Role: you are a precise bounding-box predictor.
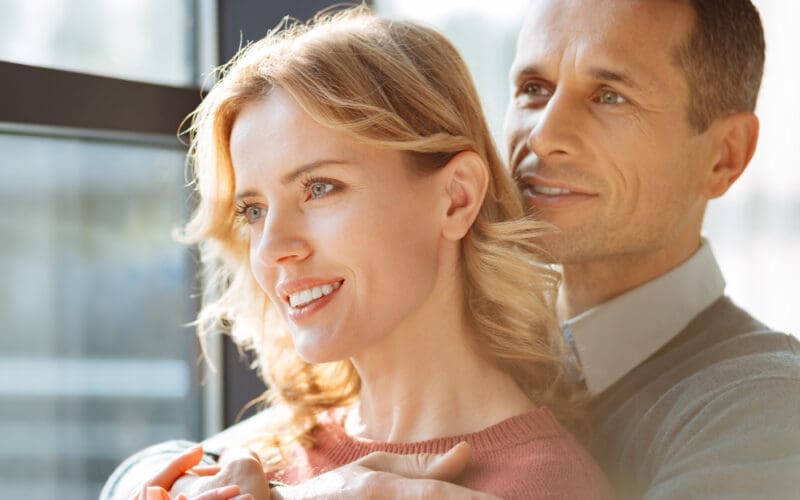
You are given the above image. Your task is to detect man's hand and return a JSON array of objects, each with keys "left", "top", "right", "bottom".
[{"left": 273, "top": 442, "right": 500, "bottom": 500}]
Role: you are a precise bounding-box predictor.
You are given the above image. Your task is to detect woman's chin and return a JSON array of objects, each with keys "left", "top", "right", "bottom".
[{"left": 292, "top": 335, "right": 349, "bottom": 365}]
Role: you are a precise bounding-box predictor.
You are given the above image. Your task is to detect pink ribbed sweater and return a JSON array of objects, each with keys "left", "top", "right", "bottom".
[{"left": 271, "top": 407, "right": 613, "bottom": 499}]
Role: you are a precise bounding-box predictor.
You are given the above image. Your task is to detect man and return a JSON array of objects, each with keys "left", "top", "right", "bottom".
[
  {"left": 500, "top": 0, "right": 800, "bottom": 498},
  {"left": 103, "top": 1, "right": 800, "bottom": 498}
]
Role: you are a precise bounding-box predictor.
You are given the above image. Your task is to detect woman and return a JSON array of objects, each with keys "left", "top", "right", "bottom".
[{"left": 109, "top": 7, "right": 611, "bottom": 499}]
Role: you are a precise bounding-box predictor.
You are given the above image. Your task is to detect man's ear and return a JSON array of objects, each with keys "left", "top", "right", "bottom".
[
  {"left": 440, "top": 151, "right": 489, "bottom": 241},
  {"left": 704, "top": 112, "right": 759, "bottom": 199}
]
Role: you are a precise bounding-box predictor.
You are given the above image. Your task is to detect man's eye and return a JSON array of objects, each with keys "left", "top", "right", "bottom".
[
  {"left": 245, "top": 206, "right": 267, "bottom": 223},
  {"left": 309, "top": 182, "right": 335, "bottom": 198},
  {"left": 521, "top": 82, "right": 552, "bottom": 97},
  {"left": 598, "top": 90, "right": 626, "bottom": 105}
]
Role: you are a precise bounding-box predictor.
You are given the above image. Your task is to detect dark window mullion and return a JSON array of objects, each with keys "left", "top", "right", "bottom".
[{"left": 0, "top": 61, "right": 201, "bottom": 136}]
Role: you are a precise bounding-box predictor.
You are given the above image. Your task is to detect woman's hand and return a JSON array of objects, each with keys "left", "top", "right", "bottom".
[
  {"left": 170, "top": 448, "right": 270, "bottom": 500},
  {"left": 131, "top": 445, "right": 248, "bottom": 500}
]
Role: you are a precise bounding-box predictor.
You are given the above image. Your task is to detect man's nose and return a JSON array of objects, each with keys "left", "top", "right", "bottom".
[{"left": 527, "top": 91, "right": 581, "bottom": 160}]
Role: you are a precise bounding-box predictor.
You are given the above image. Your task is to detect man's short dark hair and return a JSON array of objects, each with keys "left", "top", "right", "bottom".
[{"left": 674, "top": 0, "right": 766, "bottom": 131}]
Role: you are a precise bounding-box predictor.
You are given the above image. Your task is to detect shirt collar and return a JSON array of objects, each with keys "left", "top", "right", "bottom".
[{"left": 564, "top": 239, "right": 726, "bottom": 396}]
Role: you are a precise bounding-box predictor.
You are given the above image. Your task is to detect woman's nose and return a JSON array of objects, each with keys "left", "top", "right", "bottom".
[{"left": 254, "top": 211, "right": 312, "bottom": 266}]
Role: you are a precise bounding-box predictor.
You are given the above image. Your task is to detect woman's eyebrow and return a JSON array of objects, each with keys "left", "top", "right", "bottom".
[
  {"left": 280, "top": 159, "right": 350, "bottom": 185},
  {"left": 234, "top": 160, "right": 351, "bottom": 201}
]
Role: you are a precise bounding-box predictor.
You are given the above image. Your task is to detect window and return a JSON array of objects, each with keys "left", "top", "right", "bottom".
[
  {"left": 0, "top": 129, "right": 201, "bottom": 499},
  {"left": 0, "top": 2, "right": 208, "bottom": 497},
  {"left": 0, "top": 0, "right": 197, "bottom": 86},
  {"left": 0, "top": 1, "right": 351, "bottom": 496}
]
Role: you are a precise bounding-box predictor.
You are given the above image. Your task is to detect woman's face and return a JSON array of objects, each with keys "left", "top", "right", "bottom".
[{"left": 229, "top": 88, "right": 447, "bottom": 364}]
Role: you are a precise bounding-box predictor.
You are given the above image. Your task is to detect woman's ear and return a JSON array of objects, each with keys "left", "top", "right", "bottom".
[
  {"left": 704, "top": 112, "right": 759, "bottom": 199},
  {"left": 440, "top": 151, "right": 489, "bottom": 241}
]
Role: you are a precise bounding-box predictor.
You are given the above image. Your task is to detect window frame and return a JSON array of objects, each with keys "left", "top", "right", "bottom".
[{"left": 0, "top": 0, "right": 370, "bottom": 441}]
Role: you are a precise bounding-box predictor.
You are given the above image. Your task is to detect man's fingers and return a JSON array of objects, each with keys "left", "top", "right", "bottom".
[
  {"left": 144, "top": 445, "right": 205, "bottom": 489},
  {"left": 424, "top": 442, "right": 473, "bottom": 480},
  {"left": 356, "top": 442, "right": 472, "bottom": 481},
  {"left": 395, "top": 478, "right": 503, "bottom": 500}
]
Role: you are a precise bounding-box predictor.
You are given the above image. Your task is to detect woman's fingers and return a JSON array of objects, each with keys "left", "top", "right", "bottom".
[
  {"left": 193, "top": 484, "right": 242, "bottom": 500},
  {"left": 144, "top": 486, "right": 171, "bottom": 500},
  {"left": 187, "top": 465, "right": 222, "bottom": 477},
  {"left": 144, "top": 446, "right": 205, "bottom": 489},
  {"left": 141, "top": 483, "right": 241, "bottom": 500}
]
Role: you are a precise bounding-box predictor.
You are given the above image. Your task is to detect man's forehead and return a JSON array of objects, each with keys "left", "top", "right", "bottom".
[
  {"left": 512, "top": 0, "right": 693, "bottom": 83},
  {"left": 520, "top": 0, "right": 566, "bottom": 34}
]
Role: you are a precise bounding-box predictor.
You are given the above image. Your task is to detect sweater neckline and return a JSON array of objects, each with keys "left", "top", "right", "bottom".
[{"left": 314, "top": 407, "right": 562, "bottom": 463}]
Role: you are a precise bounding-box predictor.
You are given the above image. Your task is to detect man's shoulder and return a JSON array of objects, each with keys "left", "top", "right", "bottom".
[
  {"left": 665, "top": 296, "right": 798, "bottom": 388},
  {"left": 601, "top": 327, "right": 800, "bottom": 499},
  {"left": 593, "top": 309, "right": 800, "bottom": 442},
  {"left": 590, "top": 297, "right": 800, "bottom": 498},
  {"left": 607, "top": 296, "right": 797, "bottom": 401},
  {"left": 664, "top": 296, "right": 798, "bottom": 391}
]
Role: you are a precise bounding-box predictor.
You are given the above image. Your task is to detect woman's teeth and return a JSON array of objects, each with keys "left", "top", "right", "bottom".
[{"left": 289, "top": 281, "right": 341, "bottom": 308}]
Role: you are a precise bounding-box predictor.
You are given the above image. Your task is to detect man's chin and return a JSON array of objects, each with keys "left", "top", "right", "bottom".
[{"left": 537, "top": 233, "right": 596, "bottom": 266}]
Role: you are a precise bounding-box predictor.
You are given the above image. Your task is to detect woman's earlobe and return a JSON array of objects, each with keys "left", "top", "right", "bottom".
[{"left": 441, "top": 151, "right": 489, "bottom": 241}]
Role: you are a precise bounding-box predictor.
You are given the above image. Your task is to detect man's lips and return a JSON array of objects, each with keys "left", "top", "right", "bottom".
[
  {"left": 518, "top": 173, "right": 598, "bottom": 209},
  {"left": 518, "top": 173, "right": 594, "bottom": 195}
]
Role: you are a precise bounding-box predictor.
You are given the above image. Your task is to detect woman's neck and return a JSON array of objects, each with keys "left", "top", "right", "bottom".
[{"left": 345, "top": 279, "right": 535, "bottom": 443}]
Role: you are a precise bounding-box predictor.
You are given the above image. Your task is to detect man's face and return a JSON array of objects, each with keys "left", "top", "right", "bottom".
[{"left": 504, "top": 0, "right": 714, "bottom": 265}]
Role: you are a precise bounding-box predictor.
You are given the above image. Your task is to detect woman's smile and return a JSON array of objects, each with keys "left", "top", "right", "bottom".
[{"left": 278, "top": 278, "right": 345, "bottom": 322}]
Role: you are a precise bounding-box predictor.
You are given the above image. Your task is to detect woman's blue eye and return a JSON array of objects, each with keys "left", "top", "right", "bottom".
[
  {"left": 309, "top": 182, "right": 334, "bottom": 198},
  {"left": 245, "top": 206, "right": 266, "bottom": 223}
]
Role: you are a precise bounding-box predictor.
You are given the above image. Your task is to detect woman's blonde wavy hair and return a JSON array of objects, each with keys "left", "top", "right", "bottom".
[{"left": 179, "top": 5, "right": 579, "bottom": 469}]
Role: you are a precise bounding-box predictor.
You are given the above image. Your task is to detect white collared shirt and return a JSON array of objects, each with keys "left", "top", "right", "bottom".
[{"left": 563, "top": 239, "right": 726, "bottom": 396}]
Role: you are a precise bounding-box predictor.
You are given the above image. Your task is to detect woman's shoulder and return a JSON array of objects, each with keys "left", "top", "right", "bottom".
[{"left": 467, "top": 408, "right": 614, "bottom": 499}]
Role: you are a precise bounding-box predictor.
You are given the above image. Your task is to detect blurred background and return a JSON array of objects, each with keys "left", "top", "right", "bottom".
[{"left": 0, "top": 1, "right": 796, "bottom": 498}]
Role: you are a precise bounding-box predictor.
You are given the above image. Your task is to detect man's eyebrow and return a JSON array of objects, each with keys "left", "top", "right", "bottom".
[
  {"left": 234, "top": 159, "right": 349, "bottom": 201},
  {"left": 510, "top": 65, "right": 545, "bottom": 84},
  {"left": 511, "top": 64, "right": 644, "bottom": 91},
  {"left": 588, "top": 67, "right": 641, "bottom": 90}
]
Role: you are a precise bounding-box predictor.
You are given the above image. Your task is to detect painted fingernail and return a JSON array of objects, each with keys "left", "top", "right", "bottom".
[{"left": 145, "top": 486, "right": 170, "bottom": 500}]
